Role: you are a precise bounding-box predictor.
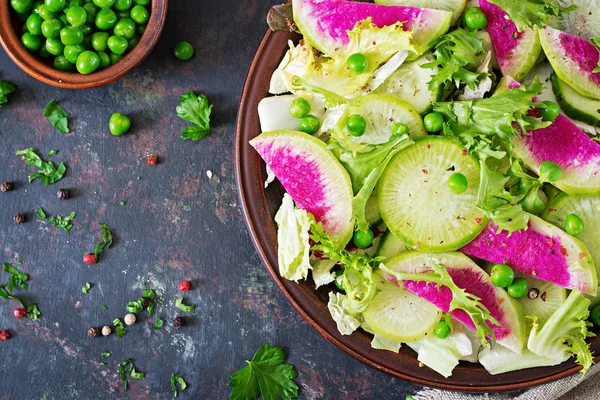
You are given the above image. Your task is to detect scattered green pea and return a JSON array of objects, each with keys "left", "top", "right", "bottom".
[
  {"left": 109, "top": 112, "right": 131, "bottom": 136},
  {"left": 490, "top": 264, "right": 514, "bottom": 288},
  {"left": 507, "top": 278, "right": 528, "bottom": 299},
  {"left": 433, "top": 320, "right": 451, "bottom": 339},
  {"left": 347, "top": 114, "right": 367, "bottom": 137},
  {"left": 174, "top": 41, "right": 194, "bottom": 61},
  {"left": 353, "top": 228, "right": 374, "bottom": 249},
  {"left": 448, "top": 172, "right": 468, "bottom": 194},
  {"left": 299, "top": 115, "right": 321, "bottom": 135},
  {"left": 539, "top": 101, "right": 560, "bottom": 122},
  {"left": 564, "top": 213, "right": 584, "bottom": 236},
  {"left": 464, "top": 7, "right": 487, "bottom": 30},
  {"left": 424, "top": 112, "right": 444, "bottom": 133},
  {"left": 289, "top": 97, "right": 311, "bottom": 119},
  {"left": 346, "top": 53, "right": 368, "bottom": 74}
]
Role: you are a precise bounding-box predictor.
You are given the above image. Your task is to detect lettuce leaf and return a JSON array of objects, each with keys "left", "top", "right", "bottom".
[
  {"left": 371, "top": 334, "right": 402, "bottom": 352},
  {"left": 274, "top": 194, "right": 312, "bottom": 282},
  {"left": 488, "top": 0, "right": 577, "bottom": 32},
  {"left": 527, "top": 290, "right": 595, "bottom": 375},
  {"left": 327, "top": 292, "right": 362, "bottom": 335},
  {"left": 311, "top": 258, "right": 337, "bottom": 288},
  {"left": 479, "top": 343, "right": 564, "bottom": 375}
]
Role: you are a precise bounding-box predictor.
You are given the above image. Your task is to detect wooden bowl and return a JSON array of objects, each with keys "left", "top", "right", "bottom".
[
  {"left": 0, "top": 1, "right": 168, "bottom": 89},
  {"left": 236, "top": 28, "right": 600, "bottom": 392}
]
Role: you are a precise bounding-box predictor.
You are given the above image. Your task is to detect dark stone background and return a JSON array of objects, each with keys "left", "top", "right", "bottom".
[{"left": 0, "top": 1, "right": 423, "bottom": 398}]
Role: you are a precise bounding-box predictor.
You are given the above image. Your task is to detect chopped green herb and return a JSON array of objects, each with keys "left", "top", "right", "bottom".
[
  {"left": 26, "top": 303, "right": 41, "bottom": 320},
  {"left": 101, "top": 351, "right": 112, "bottom": 357},
  {"left": 100, "top": 362, "right": 106, "bottom": 366},
  {"left": 143, "top": 289, "right": 156, "bottom": 300},
  {"left": 154, "top": 317, "right": 164, "bottom": 330},
  {"left": 43, "top": 99, "right": 70, "bottom": 134},
  {"left": 120, "top": 200, "right": 127, "bottom": 206},
  {"left": 101, "top": 304, "right": 108, "bottom": 310},
  {"left": 113, "top": 318, "right": 126, "bottom": 338},
  {"left": 175, "top": 298, "right": 195, "bottom": 313},
  {"left": 3, "top": 263, "right": 29, "bottom": 292},
  {"left": 126, "top": 299, "right": 144, "bottom": 313},
  {"left": 0, "top": 80, "right": 16, "bottom": 105},
  {"left": 177, "top": 92, "right": 213, "bottom": 141},
  {"left": 591, "top": 38, "right": 600, "bottom": 73},
  {"left": 37, "top": 208, "right": 76, "bottom": 233},
  {"left": 82, "top": 283, "right": 91, "bottom": 294},
  {"left": 228, "top": 344, "right": 298, "bottom": 400},
  {"left": 46, "top": 149, "right": 59, "bottom": 157},
  {"left": 15, "top": 147, "right": 67, "bottom": 185},
  {"left": 136, "top": 176, "right": 141, "bottom": 180},
  {"left": 119, "top": 359, "right": 145, "bottom": 390},
  {"left": 171, "top": 373, "right": 188, "bottom": 397},
  {"left": 93, "top": 223, "right": 113, "bottom": 257}
]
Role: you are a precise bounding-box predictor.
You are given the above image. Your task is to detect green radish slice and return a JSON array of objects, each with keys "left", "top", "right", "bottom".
[
  {"left": 377, "top": 231, "right": 409, "bottom": 260},
  {"left": 514, "top": 272, "right": 567, "bottom": 332},
  {"left": 539, "top": 25, "right": 600, "bottom": 100},
  {"left": 547, "top": 0, "right": 600, "bottom": 40},
  {"left": 363, "top": 274, "right": 441, "bottom": 342},
  {"left": 374, "top": 53, "right": 442, "bottom": 115},
  {"left": 552, "top": 73, "right": 600, "bottom": 127},
  {"left": 378, "top": 136, "right": 487, "bottom": 252},
  {"left": 365, "top": 194, "right": 382, "bottom": 225},
  {"left": 374, "top": 0, "right": 467, "bottom": 24}
]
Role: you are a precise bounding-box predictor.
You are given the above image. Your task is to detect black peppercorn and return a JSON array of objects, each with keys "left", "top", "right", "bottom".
[
  {"left": 142, "top": 298, "right": 150, "bottom": 308},
  {"left": 57, "top": 188, "right": 70, "bottom": 200},
  {"left": 527, "top": 288, "right": 540, "bottom": 299},
  {"left": 88, "top": 327, "right": 101, "bottom": 338},
  {"left": 173, "top": 316, "right": 184, "bottom": 329},
  {"left": 0, "top": 181, "right": 14, "bottom": 192},
  {"left": 13, "top": 213, "right": 25, "bottom": 224}
]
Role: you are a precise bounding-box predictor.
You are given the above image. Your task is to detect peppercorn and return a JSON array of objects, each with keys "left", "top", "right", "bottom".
[
  {"left": 142, "top": 298, "right": 150, "bottom": 308},
  {"left": 124, "top": 313, "right": 136, "bottom": 326},
  {"left": 178, "top": 280, "right": 191, "bottom": 292},
  {"left": 88, "top": 327, "right": 101, "bottom": 338},
  {"left": 57, "top": 188, "right": 70, "bottom": 200},
  {"left": 83, "top": 253, "right": 97, "bottom": 265},
  {"left": 173, "top": 316, "right": 184, "bottom": 329},
  {"left": 145, "top": 154, "right": 158, "bottom": 166},
  {"left": 0, "top": 330, "right": 10, "bottom": 341},
  {"left": 13, "top": 213, "right": 25, "bottom": 224},
  {"left": 0, "top": 181, "right": 14, "bottom": 192},
  {"left": 527, "top": 288, "right": 540, "bottom": 300},
  {"left": 101, "top": 326, "right": 112, "bottom": 336},
  {"left": 13, "top": 308, "right": 26, "bottom": 319}
]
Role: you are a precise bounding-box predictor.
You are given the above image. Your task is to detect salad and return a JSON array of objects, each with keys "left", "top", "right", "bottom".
[{"left": 250, "top": 0, "right": 600, "bottom": 379}]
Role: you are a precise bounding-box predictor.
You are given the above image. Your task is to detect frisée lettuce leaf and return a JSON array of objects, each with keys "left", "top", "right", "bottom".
[
  {"left": 275, "top": 194, "right": 312, "bottom": 282},
  {"left": 488, "top": 0, "right": 577, "bottom": 32}
]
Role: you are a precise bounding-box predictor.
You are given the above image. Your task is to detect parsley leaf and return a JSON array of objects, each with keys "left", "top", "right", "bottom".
[
  {"left": 171, "top": 373, "right": 188, "bottom": 397},
  {"left": 43, "top": 99, "right": 70, "bottom": 134},
  {"left": 488, "top": 0, "right": 577, "bottom": 32},
  {"left": 101, "top": 351, "right": 111, "bottom": 357},
  {"left": 82, "top": 283, "right": 91, "bottom": 294},
  {"left": 154, "top": 317, "right": 164, "bottom": 330},
  {"left": 0, "top": 80, "right": 16, "bottom": 105},
  {"left": 93, "top": 223, "right": 113, "bottom": 257},
  {"left": 175, "top": 298, "right": 195, "bottom": 313},
  {"left": 3, "top": 263, "right": 29, "bottom": 292},
  {"left": 15, "top": 147, "right": 67, "bottom": 185},
  {"left": 591, "top": 38, "right": 600, "bottom": 73},
  {"left": 118, "top": 359, "right": 144, "bottom": 389},
  {"left": 228, "top": 344, "right": 298, "bottom": 400},
  {"left": 177, "top": 92, "right": 213, "bottom": 140},
  {"left": 37, "top": 208, "right": 76, "bottom": 233},
  {"left": 113, "top": 318, "right": 126, "bottom": 338}
]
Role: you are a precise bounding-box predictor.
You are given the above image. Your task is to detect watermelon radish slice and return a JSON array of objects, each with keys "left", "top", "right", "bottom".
[
  {"left": 511, "top": 113, "right": 600, "bottom": 195},
  {"left": 539, "top": 25, "right": 600, "bottom": 100},
  {"left": 292, "top": 0, "right": 453, "bottom": 57},
  {"left": 479, "top": 0, "right": 542, "bottom": 81},
  {"left": 461, "top": 214, "right": 598, "bottom": 296},
  {"left": 383, "top": 251, "right": 526, "bottom": 353},
  {"left": 374, "top": 0, "right": 467, "bottom": 24},
  {"left": 250, "top": 130, "right": 354, "bottom": 247}
]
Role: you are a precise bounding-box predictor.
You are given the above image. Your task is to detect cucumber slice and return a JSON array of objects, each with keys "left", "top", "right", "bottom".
[
  {"left": 363, "top": 274, "right": 441, "bottom": 342},
  {"left": 374, "top": 0, "right": 467, "bottom": 25},
  {"left": 374, "top": 53, "right": 442, "bottom": 115},
  {"left": 377, "top": 231, "right": 409, "bottom": 260},
  {"left": 365, "top": 194, "right": 382, "bottom": 225},
  {"left": 514, "top": 272, "right": 567, "bottom": 331},
  {"left": 378, "top": 137, "right": 487, "bottom": 252},
  {"left": 553, "top": 73, "right": 600, "bottom": 127}
]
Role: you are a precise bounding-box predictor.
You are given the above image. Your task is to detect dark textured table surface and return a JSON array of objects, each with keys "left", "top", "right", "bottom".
[{"left": 0, "top": 1, "right": 423, "bottom": 399}]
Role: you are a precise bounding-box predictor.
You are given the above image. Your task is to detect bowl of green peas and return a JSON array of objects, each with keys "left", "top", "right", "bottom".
[{"left": 0, "top": 0, "right": 168, "bottom": 89}]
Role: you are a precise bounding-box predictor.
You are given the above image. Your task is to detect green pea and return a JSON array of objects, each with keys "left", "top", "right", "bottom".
[
  {"left": 92, "top": 0, "right": 114, "bottom": 7},
  {"left": 507, "top": 278, "right": 528, "bottom": 299},
  {"left": 114, "top": 0, "right": 131, "bottom": 10},
  {"left": 289, "top": 98, "right": 311, "bottom": 118},
  {"left": 115, "top": 10, "right": 130, "bottom": 19},
  {"left": 353, "top": 229, "right": 374, "bottom": 249},
  {"left": 45, "top": 37, "right": 65, "bottom": 55},
  {"left": 346, "top": 53, "right": 368, "bottom": 74},
  {"left": 44, "top": 0, "right": 65, "bottom": 12},
  {"left": 63, "top": 44, "right": 85, "bottom": 63},
  {"left": 107, "top": 35, "right": 128, "bottom": 54},
  {"left": 65, "top": 0, "right": 84, "bottom": 8},
  {"left": 60, "top": 26, "right": 83, "bottom": 45},
  {"left": 490, "top": 264, "right": 514, "bottom": 288},
  {"left": 110, "top": 51, "right": 123, "bottom": 64},
  {"left": 95, "top": 9, "right": 117, "bottom": 30},
  {"left": 173, "top": 41, "right": 194, "bottom": 61},
  {"left": 83, "top": 3, "right": 97, "bottom": 24},
  {"left": 58, "top": 14, "right": 68, "bottom": 26},
  {"left": 21, "top": 32, "right": 42, "bottom": 51},
  {"left": 11, "top": 0, "right": 33, "bottom": 14},
  {"left": 91, "top": 31, "right": 109, "bottom": 52},
  {"left": 299, "top": 115, "right": 321, "bottom": 134},
  {"left": 26, "top": 13, "right": 44, "bottom": 35},
  {"left": 109, "top": 112, "right": 131, "bottom": 136},
  {"left": 41, "top": 18, "right": 62, "bottom": 38},
  {"left": 129, "top": 4, "right": 149, "bottom": 25},
  {"left": 80, "top": 24, "right": 93, "bottom": 35},
  {"left": 564, "top": 214, "right": 584, "bottom": 236},
  {"left": 539, "top": 160, "right": 562, "bottom": 182},
  {"left": 391, "top": 122, "right": 408, "bottom": 137},
  {"left": 39, "top": 46, "right": 52, "bottom": 58},
  {"left": 433, "top": 320, "right": 451, "bottom": 339},
  {"left": 334, "top": 270, "right": 344, "bottom": 291},
  {"left": 448, "top": 172, "right": 468, "bottom": 194},
  {"left": 32, "top": 1, "right": 44, "bottom": 13},
  {"left": 424, "top": 112, "right": 444, "bottom": 132},
  {"left": 97, "top": 51, "right": 111, "bottom": 69},
  {"left": 114, "top": 18, "right": 136, "bottom": 39},
  {"left": 76, "top": 50, "right": 100, "bottom": 74},
  {"left": 66, "top": 6, "right": 87, "bottom": 27},
  {"left": 38, "top": 4, "right": 57, "bottom": 20},
  {"left": 133, "top": 0, "right": 149, "bottom": 5},
  {"left": 464, "top": 7, "right": 487, "bottom": 30},
  {"left": 127, "top": 35, "right": 139, "bottom": 49},
  {"left": 591, "top": 305, "right": 600, "bottom": 326},
  {"left": 53, "top": 54, "right": 75, "bottom": 71},
  {"left": 347, "top": 114, "right": 367, "bottom": 137},
  {"left": 136, "top": 24, "right": 145, "bottom": 35},
  {"left": 539, "top": 101, "right": 560, "bottom": 122}
]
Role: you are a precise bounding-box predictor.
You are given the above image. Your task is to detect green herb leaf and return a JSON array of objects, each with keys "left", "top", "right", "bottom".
[
  {"left": 130, "top": 367, "right": 145, "bottom": 379},
  {"left": 101, "top": 304, "right": 108, "bottom": 310},
  {"left": 37, "top": 208, "right": 76, "bottom": 233},
  {"left": 120, "top": 200, "right": 126, "bottom": 206},
  {"left": 143, "top": 289, "right": 156, "bottom": 300},
  {"left": 126, "top": 299, "right": 143, "bottom": 313},
  {"left": 171, "top": 373, "right": 188, "bottom": 397},
  {"left": 3, "top": 263, "right": 29, "bottom": 292},
  {"left": 154, "top": 317, "right": 164, "bottom": 330},
  {"left": 0, "top": 285, "right": 25, "bottom": 307},
  {"left": 147, "top": 301, "right": 155, "bottom": 315},
  {"left": 175, "top": 298, "right": 195, "bottom": 313},
  {"left": 177, "top": 92, "right": 213, "bottom": 140},
  {"left": 488, "top": 0, "right": 578, "bottom": 32},
  {"left": 0, "top": 80, "right": 16, "bottom": 105},
  {"left": 46, "top": 149, "right": 59, "bottom": 157},
  {"left": 228, "top": 344, "right": 298, "bottom": 400},
  {"left": 82, "top": 283, "right": 91, "bottom": 294},
  {"left": 119, "top": 359, "right": 145, "bottom": 389},
  {"left": 591, "top": 38, "right": 600, "bottom": 73},
  {"left": 15, "top": 147, "right": 67, "bottom": 185},
  {"left": 113, "top": 318, "right": 126, "bottom": 338},
  {"left": 43, "top": 99, "right": 70, "bottom": 134},
  {"left": 26, "top": 303, "right": 41, "bottom": 320},
  {"left": 93, "top": 223, "right": 113, "bottom": 257},
  {"left": 101, "top": 351, "right": 112, "bottom": 357}
]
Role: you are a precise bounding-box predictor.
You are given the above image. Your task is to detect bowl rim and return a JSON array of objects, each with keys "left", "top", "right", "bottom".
[
  {"left": 235, "top": 27, "right": 600, "bottom": 392},
  {"left": 0, "top": 0, "right": 168, "bottom": 89}
]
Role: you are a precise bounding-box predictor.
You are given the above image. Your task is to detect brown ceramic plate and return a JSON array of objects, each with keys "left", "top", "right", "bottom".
[{"left": 235, "top": 29, "right": 600, "bottom": 392}]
